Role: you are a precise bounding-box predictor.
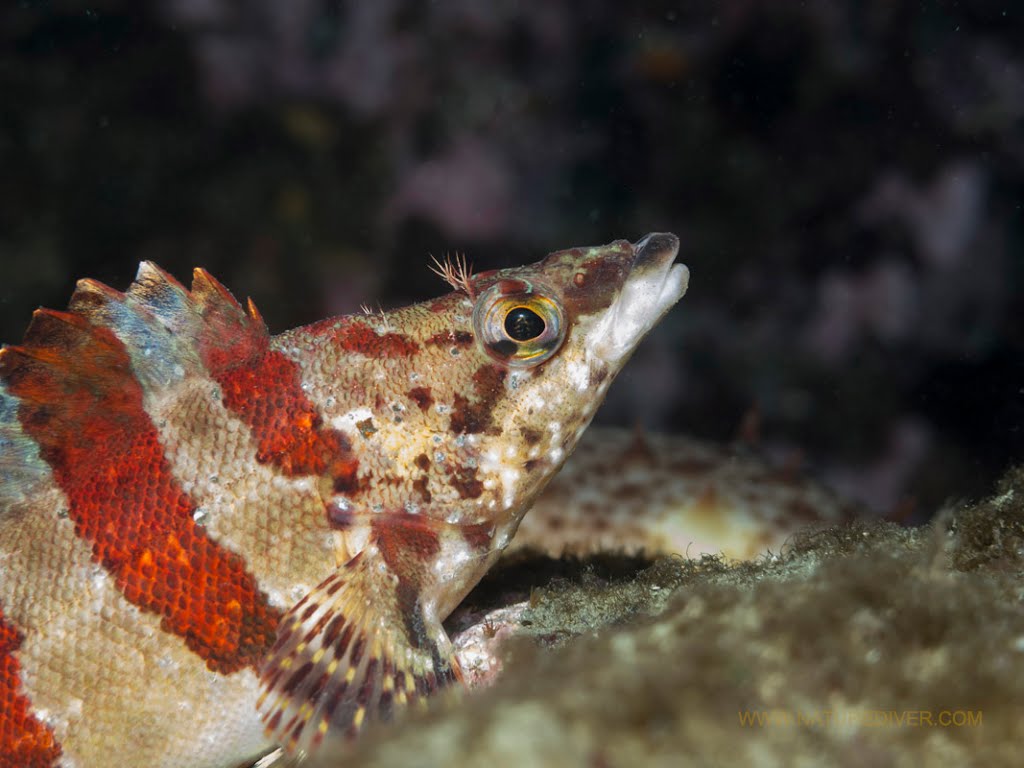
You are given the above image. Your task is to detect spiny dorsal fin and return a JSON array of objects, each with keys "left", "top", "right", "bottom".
[
  {"left": 1, "top": 261, "right": 267, "bottom": 505},
  {"left": 189, "top": 267, "right": 268, "bottom": 371},
  {"left": 257, "top": 546, "right": 463, "bottom": 756},
  {"left": 23, "top": 261, "right": 265, "bottom": 388}
]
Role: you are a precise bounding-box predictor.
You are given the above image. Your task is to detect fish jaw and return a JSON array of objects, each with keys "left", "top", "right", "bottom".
[{"left": 591, "top": 233, "right": 690, "bottom": 366}]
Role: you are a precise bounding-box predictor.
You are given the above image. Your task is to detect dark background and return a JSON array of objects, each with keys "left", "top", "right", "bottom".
[{"left": 2, "top": 0, "right": 1022, "bottom": 517}]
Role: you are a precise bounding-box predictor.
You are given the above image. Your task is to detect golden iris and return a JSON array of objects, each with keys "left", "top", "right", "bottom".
[{"left": 473, "top": 283, "right": 566, "bottom": 367}]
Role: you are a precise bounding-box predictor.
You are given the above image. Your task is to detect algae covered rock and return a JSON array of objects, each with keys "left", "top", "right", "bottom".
[{"left": 303, "top": 469, "right": 1024, "bottom": 768}]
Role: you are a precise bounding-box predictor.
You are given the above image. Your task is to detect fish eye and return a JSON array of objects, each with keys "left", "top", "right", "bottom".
[
  {"left": 504, "top": 306, "right": 545, "bottom": 341},
  {"left": 473, "top": 282, "right": 566, "bottom": 367}
]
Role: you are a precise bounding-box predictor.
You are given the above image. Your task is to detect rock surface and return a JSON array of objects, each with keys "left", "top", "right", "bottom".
[{"left": 302, "top": 468, "right": 1024, "bottom": 767}]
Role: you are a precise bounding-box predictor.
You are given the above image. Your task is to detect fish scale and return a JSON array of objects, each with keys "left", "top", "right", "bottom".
[{"left": 0, "top": 234, "right": 689, "bottom": 767}]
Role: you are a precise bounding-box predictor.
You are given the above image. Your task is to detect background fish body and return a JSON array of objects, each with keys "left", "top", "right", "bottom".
[{"left": 0, "top": 234, "right": 687, "bottom": 768}]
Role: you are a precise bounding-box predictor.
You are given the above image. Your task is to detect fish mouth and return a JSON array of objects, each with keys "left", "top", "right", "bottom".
[{"left": 592, "top": 232, "right": 689, "bottom": 364}]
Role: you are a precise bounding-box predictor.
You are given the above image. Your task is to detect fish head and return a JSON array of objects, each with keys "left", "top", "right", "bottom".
[
  {"left": 315, "top": 234, "right": 688, "bottom": 557},
  {"left": 461, "top": 233, "right": 690, "bottom": 537}
]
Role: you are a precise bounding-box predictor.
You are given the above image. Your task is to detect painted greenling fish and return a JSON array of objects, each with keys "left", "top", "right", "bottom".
[{"left": 0, "top": 234, "right": 689, "bottom": 767}]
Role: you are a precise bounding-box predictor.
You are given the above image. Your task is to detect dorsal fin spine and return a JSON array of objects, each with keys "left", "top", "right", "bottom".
[
  {"left": 24, "top": 308, "right": 96, "bottom": 344},
  {"left": 1, "top": 261, "right": 272, "bottom": 502},
  {"left": 128, "top": 262, "right": 194, "bottom": 332},
  {"left": 247, "top": 297, "right": 265, "bottom": 327}
]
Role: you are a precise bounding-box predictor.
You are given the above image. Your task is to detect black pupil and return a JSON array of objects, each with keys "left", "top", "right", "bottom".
[{"left": 504, "top": 306, "right": 545, "bottom": 341}]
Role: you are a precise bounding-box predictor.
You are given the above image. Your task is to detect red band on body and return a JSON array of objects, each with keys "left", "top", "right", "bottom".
[
  {"left": 1, "top": 312, "right": 280, "bottom": 674},
  {"left": 213, "top": 349, "right": 360, "bottom": 491},
  {"left": 0, "top": 605, "right": 62, "bottom": 768}
]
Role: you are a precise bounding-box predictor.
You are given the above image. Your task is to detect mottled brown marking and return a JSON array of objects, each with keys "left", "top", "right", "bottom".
[
  {"left": 332, "top": 458, "right": 361, "bottom": 493},
  {"left": 521, "top": 428, "right": 542, "bottom": 446},
  {"left": 412, "top": 476, "right": 432, "bottom": 504},
  {"left": 460, "top": 522, "right": 493, "bottom": 549},
  {"left": 346, "top": 634, "right": 366, "bottom": 669},
  {"left": 449, "top": 364, "right": 506, "bottom": 435},
  {"left": 524, "top": 459, "right": 542, "bottom": 472},
  {"left": 448, "top": 465, "right": 484, "bottom": 500},
  {"left": 425, "top": 330, "right": 473, "bottom": 348},
  {"left": 407, "top": 386, "right": 434, "bottom": 412},
  {"left": 373, "top": 514, "right": 441, "bottom": 586},
  {"left": 414, "top": 453, "right": 431, "bottom": 472},
  {"left": 331, "top": 322, "right": 420, "bottom": 358}
]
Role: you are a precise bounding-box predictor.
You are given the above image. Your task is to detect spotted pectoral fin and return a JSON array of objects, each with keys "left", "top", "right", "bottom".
[{"left": 257, "top": 549, "right": 463, "bottom": 756}]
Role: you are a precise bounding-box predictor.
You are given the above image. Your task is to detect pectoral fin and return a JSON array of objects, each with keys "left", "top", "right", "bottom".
[{"left": 257, "top": 547, "right": 462, "bottom": 756}]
